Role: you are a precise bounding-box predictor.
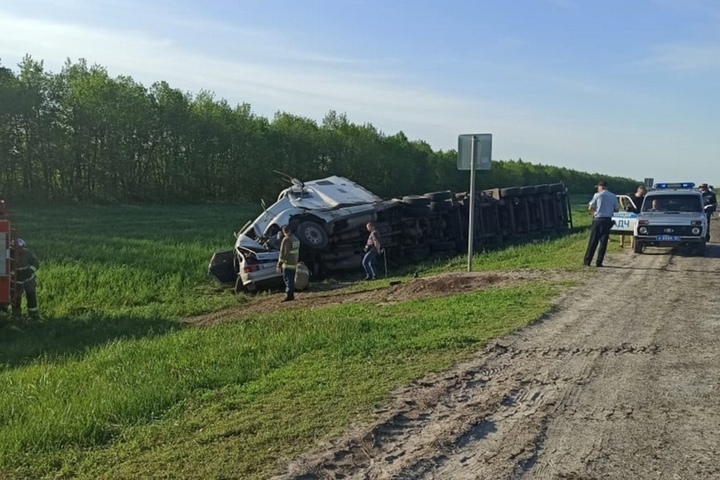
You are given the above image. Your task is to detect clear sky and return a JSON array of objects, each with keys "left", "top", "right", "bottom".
[{"left": 1, "top": 0, "right": 719, "bottom": 185}]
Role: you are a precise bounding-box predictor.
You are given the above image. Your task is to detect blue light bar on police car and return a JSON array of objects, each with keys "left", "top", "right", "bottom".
[{"left": 653, "top": 182, "right": 695, "bottom": 189}]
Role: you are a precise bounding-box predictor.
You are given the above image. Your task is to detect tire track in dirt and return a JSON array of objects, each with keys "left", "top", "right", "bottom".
[{"left": 272, "top": 227, "right": 720, "bottom": 479}]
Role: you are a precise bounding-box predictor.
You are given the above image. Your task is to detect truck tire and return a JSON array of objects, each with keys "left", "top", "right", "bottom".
[
  {"left": 500, "top": 187, "right": 521, "bottom": 197},
  {"left": 696, "top": 241, "right": 707, "bottom": 256},
  {"left": 430, "top": 240, "right": 457, "bottom": 252},
  {"left": 296, "top": 221, "right": 329, "bottom": 250},
  {"left": 402, "top": 195, "right": 431, "bottom": 206},
  {"left": 423, "top": 190, "right": 453, "bottom": 201},
  {"left": 429, "top": 200, "right": 453, "bottom": 212},
  {"left": 404, "top": 205, "right": 431, "bottom": 218}
]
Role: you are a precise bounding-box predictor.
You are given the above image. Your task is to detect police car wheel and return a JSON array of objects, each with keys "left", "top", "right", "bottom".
[
  {"left": 633, "top": 240, "right": 644, "bottom": 254},
  {"left": 234, "top": 276, "right": 245, "bottom": 294}
]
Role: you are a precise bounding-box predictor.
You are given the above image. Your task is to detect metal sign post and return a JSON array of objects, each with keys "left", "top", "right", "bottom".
[
  {"left": 457, "top": 134, "right": 492, "bottom": 272},
  {"left": 467, "top": 140, "right": 477, "bottom": 272}
]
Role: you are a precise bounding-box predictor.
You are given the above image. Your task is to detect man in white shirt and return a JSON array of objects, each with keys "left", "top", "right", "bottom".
[{"left": 584, "top": 181, "right": 617, "bottom": 267}]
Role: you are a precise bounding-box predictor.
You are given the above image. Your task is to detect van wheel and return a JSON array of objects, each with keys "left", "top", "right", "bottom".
[
  {"left": 297, "top": 221, "right": 329, "bottom": 250},
  {"left": 633, "top": 240, "right": 643, "bottom": 254}
]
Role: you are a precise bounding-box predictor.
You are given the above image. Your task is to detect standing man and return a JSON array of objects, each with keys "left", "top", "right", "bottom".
[
  {"left": 362, "top": 222, "right": 382, "bottom": 280},
  {"left": 276, "top": 225, "right": 300, "bottom": 302},
  {"left": 698, "top": 183, "right": 717, "bottom": 241},
  {"left": 13, "top": 238, "right": 40, "bottom": 318},
  {"left": 584, "top": 181, "right": 617, "bottom": 267},
  {"left": 626, "top": 184, "right": 647, "bottom": 213}
]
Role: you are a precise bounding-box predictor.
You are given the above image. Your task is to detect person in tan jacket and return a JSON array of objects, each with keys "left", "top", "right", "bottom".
[{"left": 276, "top": 225, "right": 300, "bottom": 301}]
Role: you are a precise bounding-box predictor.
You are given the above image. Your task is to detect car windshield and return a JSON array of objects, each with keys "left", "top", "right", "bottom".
[{"left": 641, "top": 194, "right": 702, "bottom": 213}]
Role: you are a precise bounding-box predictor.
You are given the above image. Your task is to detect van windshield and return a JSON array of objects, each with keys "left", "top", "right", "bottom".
[{"left": 641, "top": 194, "right": 702, "bottom": 213}]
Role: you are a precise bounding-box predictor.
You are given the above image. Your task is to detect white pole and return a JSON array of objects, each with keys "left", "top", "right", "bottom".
[{"left": 467, "top": 135, "right": 476, "bottom": 272}]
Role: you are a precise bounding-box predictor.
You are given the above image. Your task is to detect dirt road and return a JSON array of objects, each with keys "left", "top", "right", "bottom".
[{"left": 274, "top": 232, "right": 720, "bottom": 479}]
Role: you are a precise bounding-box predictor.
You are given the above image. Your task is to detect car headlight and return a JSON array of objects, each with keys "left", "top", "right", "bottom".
[
  {"left": 639, "top": 226, "right": 648, "bottom": 234},
  {"left": 692, "top": 227, "right": 701, "bottom": 235}
]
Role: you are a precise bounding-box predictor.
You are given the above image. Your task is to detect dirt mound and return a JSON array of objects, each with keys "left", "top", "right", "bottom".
[
  {"left": 400, "top": 273, "right": 505, "bottom": 294},
  {"left": 185, "top": 271, "right": 528, "bottom": 327}
]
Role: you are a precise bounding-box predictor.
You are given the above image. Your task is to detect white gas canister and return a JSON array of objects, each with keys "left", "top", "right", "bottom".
[{"left": 294, "top": 263, "right": 310, "bottom": 290}]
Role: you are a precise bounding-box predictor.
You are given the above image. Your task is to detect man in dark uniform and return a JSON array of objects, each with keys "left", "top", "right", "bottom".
[
  {"left": 276, "top": 225, "right": 300, "bottom": 302},
  {"left": 584, "top": 181, "right": 617, "bottom": 267},
  {"left": 12, "top": 238, "right": 40, "bottom": 318},
  {"left": 699, "top": 183, "right": 717, "bottom": 241}
]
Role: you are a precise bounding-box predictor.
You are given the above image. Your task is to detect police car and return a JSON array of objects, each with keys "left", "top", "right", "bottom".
[
  {"left": 633, "top": 182, "right": 707, "bottom": 256},
  {"left": 611, "top": 195, "right": 641, "bottom": 235}
]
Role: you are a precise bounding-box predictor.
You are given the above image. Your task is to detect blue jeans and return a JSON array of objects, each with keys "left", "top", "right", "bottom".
[
  {"left": 283, "top": 267, "right": 295, "bottom": 299},
  {"left": 362, "top": 250, "right": 378, "bottom": 279}
]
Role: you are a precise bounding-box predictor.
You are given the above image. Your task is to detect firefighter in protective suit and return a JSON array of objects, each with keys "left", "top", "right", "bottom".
[
  {"left": 276, "top": 225, "right": 300, "bottom": 302},
  {"left": 13, "top": 238, "right": 40, "bottom": 318}
]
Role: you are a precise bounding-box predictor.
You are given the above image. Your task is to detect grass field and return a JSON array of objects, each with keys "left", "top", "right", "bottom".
[{"left": 0, "top": 201, "right": 604, "bottom": 479}]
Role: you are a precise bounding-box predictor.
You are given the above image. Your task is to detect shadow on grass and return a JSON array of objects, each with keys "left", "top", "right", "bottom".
[{"left": 0, "top": 312, "right": 182, "bottom": 369}]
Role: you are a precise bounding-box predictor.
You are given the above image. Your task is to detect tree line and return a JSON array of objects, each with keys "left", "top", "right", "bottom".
[{"left": 0, "top": 56, "right": 639, "bottom": 204}]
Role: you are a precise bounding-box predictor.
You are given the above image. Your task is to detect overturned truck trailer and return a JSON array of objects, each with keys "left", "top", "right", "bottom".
[{"left": 209, "top": 176, "right": 572, "bottom": 292}]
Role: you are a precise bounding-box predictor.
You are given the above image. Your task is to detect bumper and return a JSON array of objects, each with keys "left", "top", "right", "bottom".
[
  {"left": 239, "top": 266, "right": 283, "bottom": 292},
  {"left": 635, "top": 235, "right": 704, "bottom": 246}
]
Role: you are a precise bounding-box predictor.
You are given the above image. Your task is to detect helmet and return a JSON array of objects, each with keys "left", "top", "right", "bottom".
[{"left": 16, "top": 238, "right": 26, "bottom": 248}]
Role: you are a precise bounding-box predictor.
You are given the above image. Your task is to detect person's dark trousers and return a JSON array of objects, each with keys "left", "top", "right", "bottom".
[
  {"left": 584, "top": 218, "right": 613, "bottom": 266},
  {"left": 12, "top": 278, "right": 39, "bottom": 317},
  {"left": 706, "top": 212, "right": 713, "bottom": 241},
  {"left": 282, "top": 267, "right": 295, "bottom": 300},
  {"left": 362, "top": 249, "right": 378, "bottom": 279}
]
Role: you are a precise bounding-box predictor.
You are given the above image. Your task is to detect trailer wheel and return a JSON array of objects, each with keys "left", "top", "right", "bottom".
[{"left": 297, "top": 221, "right": 329, "bottom": 250}]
